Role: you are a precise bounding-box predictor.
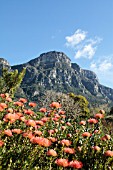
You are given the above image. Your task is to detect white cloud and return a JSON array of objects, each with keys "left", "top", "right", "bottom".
[
  {"left": 75, "top": 44, "right": 96, "bottom": 59},
  {"left": 65, "top": 29, "right": 87, "bottom": 48},
  {"left": 65, "top": 29, "right": 102, "bottom": 59},
  {"left": 90, "top": 57, "right": 113, "bottom": 72},
  {"left": 90, "top": 56, "right": 113, "bottom": 88}
]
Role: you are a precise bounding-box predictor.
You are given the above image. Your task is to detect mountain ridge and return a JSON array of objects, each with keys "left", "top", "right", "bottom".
[{"left": 0, "top": 51, "right": 113, "bottom": 105}]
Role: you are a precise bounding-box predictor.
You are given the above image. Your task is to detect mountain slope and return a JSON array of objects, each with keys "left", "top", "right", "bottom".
[{"left": 0, "top": 51, "right": 113, "bottom": 105}]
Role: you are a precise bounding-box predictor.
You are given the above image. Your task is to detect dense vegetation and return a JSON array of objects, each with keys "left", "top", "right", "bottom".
[{"left": 0, "top": 68, "right": 113, "bottom": 170}]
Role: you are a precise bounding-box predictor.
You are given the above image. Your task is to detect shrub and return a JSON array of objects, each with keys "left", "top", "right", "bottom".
[{"left": 0, "top": 93, "right": 113, "bottom": 170}]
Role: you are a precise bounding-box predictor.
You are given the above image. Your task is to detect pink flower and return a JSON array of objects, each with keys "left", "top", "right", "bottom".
[
  {"left": 94, "top": 113, "right": 104, "bottom": 119},
  {"left": 63, "top": 147, "right": 75, "bottom": 154},
  {"left": 39, "top": 108, "right": 47, "bottom": 112},
  {"left": 50, "top": 102, "right": 61, "bottom": 108},
  {"left": 92, "top": 146, "right": 101, "bottom": 151},
  {"left": 26, "top": 120, "right": 36, "bottom": 127},
  {"left": 34, "top": 130, "right": 42, "bottom": 136},
  {"left": 29, "top": 102, "right": 37, "bottom": 107},
  {"left": 104, "top": 150, "right": 113, "bottom": 157},
  {"left": 82, "top": 132, "right": 91, "bottom": 137},
  {"left": 88, "top": 118, "right": 98, "bottom": 124},
  {"left": 19, "top": 98, "right": 27, "bottom": 103},
  {"left": 47, "top": 149, "right": 57, "bottom": 156},
  {"left": 59, "top": 110, "right": 65, "bottom": 114},
  {"left": 79, "top": 120, "right": 86, "bottom": 125},
  {"left": 14, "top": 101, "right": 24, "bottom": 107},
  {"left": 55, "top": 158, "right": 69, "bottom": 167},
  {"left": 0, "top": 140, "right": 4, "bottom": 147},
  {"left": 60, "top": 139, "right": 71, "bottom": 146},
  {"left": 24, "top": 109, "right": 34, "bottom": 115},
  {"left": 12, "top": 129, "right": 22, "bottom": 134},
  {"left": 30, "top": 137, "right": 52, "bottom": 147},
  {"left": 4, "top": 129, "right": 13, "bottom": 136},
  {"left": 69, "top": 160, "right": 83, "bottom": 169}
]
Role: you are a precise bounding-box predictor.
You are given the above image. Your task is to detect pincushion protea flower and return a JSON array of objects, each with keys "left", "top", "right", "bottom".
[
  {"left": 55, "top": 158, "right": 69, "bottom": 167},
  {"left": 47, "top": 149, "right": 57, "bottom": 156},
  {"left": 69, "top": 160, "right": 83, "bottom": 169}
]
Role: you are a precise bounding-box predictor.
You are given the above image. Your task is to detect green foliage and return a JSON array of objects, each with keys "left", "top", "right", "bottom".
[
  {"left": 69, "top": 93, "right": 90, "bottom": 118},
  {"left": 0, "top": 68, "right": 26, "bottom": 97},
  {"left": 0, "top": 94, "right": 113, "bottom": 170}
]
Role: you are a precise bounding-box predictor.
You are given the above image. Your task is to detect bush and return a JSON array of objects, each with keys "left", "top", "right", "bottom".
[{"left": 0, "top": 93, "right": 113, "bottom": 170}]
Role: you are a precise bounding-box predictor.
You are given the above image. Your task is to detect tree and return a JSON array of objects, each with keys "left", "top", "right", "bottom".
[
  {"left": 0, "top": 67, "right": 26, "bottom": 97},
  {"left": 41, "top": 91, "right": 90, "bottom": 120}
]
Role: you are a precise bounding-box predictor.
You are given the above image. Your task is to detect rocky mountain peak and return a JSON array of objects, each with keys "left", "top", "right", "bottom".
[
  {"left": 0, "top": 58, "right": 10, "bottom": 67},
  {"left": 28, "top": 51, "right": 71, "bottom": 68},
  {"left": 2, "top": 51, "right": 113, "bottom": 105}
]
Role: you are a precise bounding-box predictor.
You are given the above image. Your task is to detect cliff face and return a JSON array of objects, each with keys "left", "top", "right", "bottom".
[
  {"left": 0, "top": 58, "right": 10, "bottom": 76},
  {"left": 1, "top": 51, "right": 113, "bottom": 104}
]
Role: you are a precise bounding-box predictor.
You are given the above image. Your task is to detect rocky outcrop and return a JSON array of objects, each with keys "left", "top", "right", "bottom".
[
  {"left": 1, "top": 51, "right": 113, "bottom": 104},
  {"left": 0, "top": 58, "right": 10, "bottom": 76}
]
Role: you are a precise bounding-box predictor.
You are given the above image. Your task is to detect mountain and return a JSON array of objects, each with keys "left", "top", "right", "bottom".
[{"left": 0, "top": 51, "right": 113, "bottom": 105}]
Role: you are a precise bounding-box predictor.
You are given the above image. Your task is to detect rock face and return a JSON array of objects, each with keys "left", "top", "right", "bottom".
[
  {"left": 1, "top": 51, "right": 113, "bottom": 104},
  {"left": 0, "top": 58, "right": 10, "bottom": 76}
]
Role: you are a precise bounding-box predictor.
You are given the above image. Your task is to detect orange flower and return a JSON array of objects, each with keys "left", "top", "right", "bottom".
[
  {"left": 30, "top": 137, "right": 52, "bottom": 147},
  {"left": 35, "top": 120, "right": 44, "bottom": 126},
  {"left": 0, "top": 140, "right": 4, "bottom": 147},
  {"left": 101, "top": 134, "right": 111, "bottom": 141},
  {"left": 82, "top": 132, "right": 91, "bottom": 137},
  {"left": 104, "top": 150, "right": 113, "bottom": 157},
  {"left": 4, "top": 129, "right": 13, "bottom": 136},
  {"left": 59, "top": 110, "right": 65, "bottom": 114},
  {"left": 67, "top": 133, "right": 72, "bottom": 138},
  {"left": 0, "top": 93, "right": 6, "bottom": 98},
  {"left": 12, "top": 129, "right": 22, "bottom": 134},
  {"left": 69, "top": 160, "right": 83, "bottom": 169},
  {"left": 19, "top": 98, "right": 27, "bottom": 103},
  {"left": 7, "top": 108, "right": 13, "bottom": 113},
  {"left": 34, "top": 130, "right": 42, "bottom": 136},
  {"left": 14, "top": 101, "right": 24, "bottom": 107},
  {"left": 24, "top": 109, "right": 34, "bottom": 115},
  {"left": 4, "top": 113, "right": 19, "bottom": 123},
  {"left": 26, "top": 120, "right": 36, "bottom": 127},
  {"left": 41, "top": 117, "right": 49, "bottom": 123},
  {"left": 47, "top": 149, "right": 57, "bottom": 156},
  {"left": 48, "top": 137, "right": 57, "bottom": 142},
  {"left": 61, "top": 115, "right": 66, "bottom": 119},
  {"left": 55, "top": 158, "right": 69, "bottom": 167},
  {"left": 0, "top": 106, "right": 4, "bottom": 112},
  {"left": 39, "top": 108, "right": 47, "bottom": 112},
  {"left": 92, "top": 146, "right": 101, "bottom": 151},
  {"left": 79, "top": 120, "right": 86, "bottom": 125},
  {"left": 63, "top": 147, "right": 75, "bottom": 154},
  {"left": 94, "top": 130, "right": 100, "bottom": 134},
  {"left": 88, "top": 118, "right": 98, "bottom": 124},
  {"left": 29, "top": 102, "right": 37, "bottom": 107},
  {"left": 0, "top": 103, "right": 7, "bottom": 109},
  {"left": 16, "top": 112, "right": 23, "bottom": 117},
  {"left": 6, "top": 97, "right": 12, "bottom": 102},
  {"left": 104, "top": 134, "right": 111, "bottom": 140},
  {"left": 54, "top": 128, "right": 58, "bottom": 133},
  {"left": 20, "top": 116, "right": 26, "bottom": 122},
  {"left": 61, "top": 126, "right": 66, "bottom": 130},
  {"left": 48, "top": 129, "right": 55, "bottom": 135},
  {"left": 60, "top": 139, "right": 72, "bottom": 146},
  {"left": 66, "top": 122, "right": 72, "bottom": 126},
  {"left": 94, "top": 113, "right": 104, "bottom": 119},
  {"left": 50, "top": 102, "right": 61, "bottom": 108}
]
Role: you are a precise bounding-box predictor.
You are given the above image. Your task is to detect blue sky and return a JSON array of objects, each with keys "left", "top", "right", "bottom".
[{"left": 0, "top": 0, "right": 113, "bottom": 88}]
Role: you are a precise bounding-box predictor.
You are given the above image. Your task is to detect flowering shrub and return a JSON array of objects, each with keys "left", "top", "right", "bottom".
[{"left": 0, "top": 93, "right": 113, "bottom": 170}]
